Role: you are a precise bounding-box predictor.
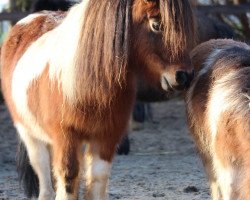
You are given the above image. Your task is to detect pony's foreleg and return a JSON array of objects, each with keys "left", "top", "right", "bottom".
[
  {"left": 84, "top": 142, "right": 113, "bottom": 200},
  {"left": 16, "top": 123, "right": 54, "bottom": 200},
  {"left": 52, "top": 139, "right": 81, "bottom": 200}
]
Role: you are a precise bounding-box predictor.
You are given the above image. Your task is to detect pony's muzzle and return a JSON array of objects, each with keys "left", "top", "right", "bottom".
[
  {"left": 161, "top": 75, "right": 174, "bottom": 92},
  {"left": 175, "top": 70, "right": 194, "bottom": 90},
  {"left": 161, "top": 70, "right": 194, "bottom": 92}
]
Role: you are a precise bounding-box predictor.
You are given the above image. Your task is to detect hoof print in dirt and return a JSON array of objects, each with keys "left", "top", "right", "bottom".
[
  {"left": 152, "top": 192, "right": 165, "bottom": 198},
  {"left": 117, "top": 135, "right": 130, "bottom": 155},
  {"left": 183, "top": 186, "right": 199, "bottom": 193}
]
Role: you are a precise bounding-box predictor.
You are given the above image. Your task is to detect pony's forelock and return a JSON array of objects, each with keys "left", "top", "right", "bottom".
[{"left": 160, "top": 0, "right": 196, "bottom": 60}]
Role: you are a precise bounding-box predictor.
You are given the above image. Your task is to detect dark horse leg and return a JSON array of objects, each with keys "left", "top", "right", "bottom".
[
  {"left": 117, "top": 101, "right": 147, "bottom": 155},
  {"left": 116, "top": 134, "right": 130, "bottom": 155},
  {"left": 0, "top": 91, "right": 4, "bottom": 104}
]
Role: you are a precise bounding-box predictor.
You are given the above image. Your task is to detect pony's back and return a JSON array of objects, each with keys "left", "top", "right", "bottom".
[{"left": 186, "top": 39, "right": 250, "bottom": 200}]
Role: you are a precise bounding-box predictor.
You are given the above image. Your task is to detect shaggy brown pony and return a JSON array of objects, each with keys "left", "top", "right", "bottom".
[
  {"left": 1, "top": 0, "right": 195, "bottom": 199},
  {"left": 186, "top": 39, "right": 250, "bottom": 200}
]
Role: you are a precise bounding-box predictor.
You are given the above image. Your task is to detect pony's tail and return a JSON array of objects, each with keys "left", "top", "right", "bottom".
[{"left": 16, "top": 138, "right": 39, "bottom": 198}]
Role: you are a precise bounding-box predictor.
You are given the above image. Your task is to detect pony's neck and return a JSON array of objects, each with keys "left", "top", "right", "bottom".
[{"left": 49, "top": 0, "right": 131, "bottom": 108}]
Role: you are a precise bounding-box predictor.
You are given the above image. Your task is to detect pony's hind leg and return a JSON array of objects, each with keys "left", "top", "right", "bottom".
[
  {"left": 84, "top": 142, "right": 113, "bottom": 200},
  {"left": 15, "top": 123, "right": 54, "bottom": 200},
  {"left": 52, "top": 138, "right": 81, "bottom": 200},
  {"left": 202, "top": 155, "right": 221, "bottom": 200}
]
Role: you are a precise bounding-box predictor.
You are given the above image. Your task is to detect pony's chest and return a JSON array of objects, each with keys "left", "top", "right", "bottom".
[{"left": 65, "top": 89, "right": 135, "bottom": 135}]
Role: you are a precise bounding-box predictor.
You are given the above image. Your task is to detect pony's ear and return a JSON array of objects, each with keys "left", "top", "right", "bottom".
[{"left": 143, "top": 0, "right": 160, "bottom": 18}]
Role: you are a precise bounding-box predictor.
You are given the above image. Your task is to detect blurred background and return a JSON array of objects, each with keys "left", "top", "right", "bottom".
[
  {"left": 0, "top": 2, "right": 249, "bottom": 198},
  {"left": 0, "top": 0, "right": 249, "bottom": 45}
]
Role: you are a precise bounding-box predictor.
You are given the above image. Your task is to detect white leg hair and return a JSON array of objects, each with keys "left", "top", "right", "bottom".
[
  {"left": 15, "top": 123, "right": 54, "bottom": 200},
  {"left": 203, "top": 161, "right": 221, "bottom": 200},
  {"left": 213, "top": 156, "right": 233, "bottom": 200},
  {"left": 210, "top": 181, "right": 221, "bottom": 200},
  {"left": 84, "top": 144, "right": 112, "bottom": 200},
  {"left": 207, "top": 71, "right": 238, "bottom": 200},
  {"left": 54, "top": 175, "right": 76, "bottom": 200}
]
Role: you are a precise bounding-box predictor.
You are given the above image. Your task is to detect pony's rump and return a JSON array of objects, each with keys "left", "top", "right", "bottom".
[{"left": 186, "top": 39, "right": 250, "bottom": 200}]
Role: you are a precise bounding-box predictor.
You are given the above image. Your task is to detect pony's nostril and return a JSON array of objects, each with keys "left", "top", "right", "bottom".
[{"left": 176, "top": 71, "right": 189, "bottom": 87}]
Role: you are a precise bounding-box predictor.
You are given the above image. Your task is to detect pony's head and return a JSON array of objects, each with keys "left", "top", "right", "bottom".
[
  {"left": 131, "top": 0, "right": 196, "bottom": 91},
  {"left": 74, "top": 0, "right": 196, "bottom": 107}
]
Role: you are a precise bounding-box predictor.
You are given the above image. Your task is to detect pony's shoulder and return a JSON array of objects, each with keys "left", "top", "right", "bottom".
[{"left": 1, "top": 11, "right": 66, "bottom": 68}]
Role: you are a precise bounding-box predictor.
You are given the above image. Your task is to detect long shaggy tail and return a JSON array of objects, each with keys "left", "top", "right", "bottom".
[{"left": 16, "top": 138, "right": 39, "bottom": 198}]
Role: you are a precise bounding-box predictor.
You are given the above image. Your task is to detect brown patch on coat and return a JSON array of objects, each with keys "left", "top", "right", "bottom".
[
  {"left": 215, "top": 113, "right": 250, "bottom": 199},
  {"left": 27, "top": 64, "right": 136, "bottom": 162}
]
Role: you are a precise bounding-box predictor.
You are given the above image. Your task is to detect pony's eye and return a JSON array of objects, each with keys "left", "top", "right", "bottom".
[
  {"left": 152, "top": 22, "right": 160, "bottom": 31},
  {"left": 149, "top": 19, "right": 163, "bottom": 33}
]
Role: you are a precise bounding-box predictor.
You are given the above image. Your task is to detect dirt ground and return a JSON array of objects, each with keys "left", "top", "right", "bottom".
[{"left": 0, "top": 98, "right": 210, "bottom": 200}]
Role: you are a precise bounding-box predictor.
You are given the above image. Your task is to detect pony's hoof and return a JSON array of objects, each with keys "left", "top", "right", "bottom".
[
  {"left": 117, "top": 135, "right": 130, "bottom": 155},
  {"left": 38, "top": 192, "right": 55, "bottom": 200},
  {"left": 0, "top": 92, "right": 4, "bottom": 104}
]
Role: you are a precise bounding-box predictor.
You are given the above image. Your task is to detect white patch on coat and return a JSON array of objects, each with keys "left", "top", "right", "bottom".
[
  {"left": 54, "top": 175, "right": 75, "bottom": 200},
  {"left": 206, "top": 70, "right": 236, "bottom": 200},
  {"left": 48, "top": 0, "right": 89, "bottom": 103},
  {"left": 198, "top": 48, "right": 222, "bottom": 77},
  {"left": 186, "top": 48, "right": 223, "bottom": 119},
  {"left": 206, "top": 69, "right": 247, "bottom": 200},
  {"left": 17, "top": 13, "right": 46, "bottom": 25},
  {"left": 12, "top": 31, "right": 53, "bottom": 144},
  {"left": 213, "top": 156, "right": 234, "bottom": 200},
  {"left": 85, "top": 153, "right": 111, "bottom": 200},
  {"left": 12, "top": 0, "right": 90, "bottom": 142},
  {"left": 15, "top": 123, "right": 54, "bottom": 199},
  {"left": 210, "top": 181, "right": 221, "bottom": 200},
  {"left": 207, "top": 71, "right": 237, "bottom": 142}
]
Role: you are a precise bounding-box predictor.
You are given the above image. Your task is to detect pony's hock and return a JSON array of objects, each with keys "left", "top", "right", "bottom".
[{"left": 0, "top": 0, "right": 196, "bottom": 199}]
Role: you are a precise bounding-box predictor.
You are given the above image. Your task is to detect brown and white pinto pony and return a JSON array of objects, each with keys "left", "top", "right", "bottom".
[
  {"left": 186, "top": 39, "right": 250, "bottom": 200},
  {"left": 1, "top": 0, "right": 195, "bottom": 199}
]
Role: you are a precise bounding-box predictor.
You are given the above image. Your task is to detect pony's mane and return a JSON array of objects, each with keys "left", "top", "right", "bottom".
[
  {"left": 74, "top": 0, "right": 132, "bottom": 109},
  {"left": 160, "top": 0, "right": 196, "bottom": 60}
]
